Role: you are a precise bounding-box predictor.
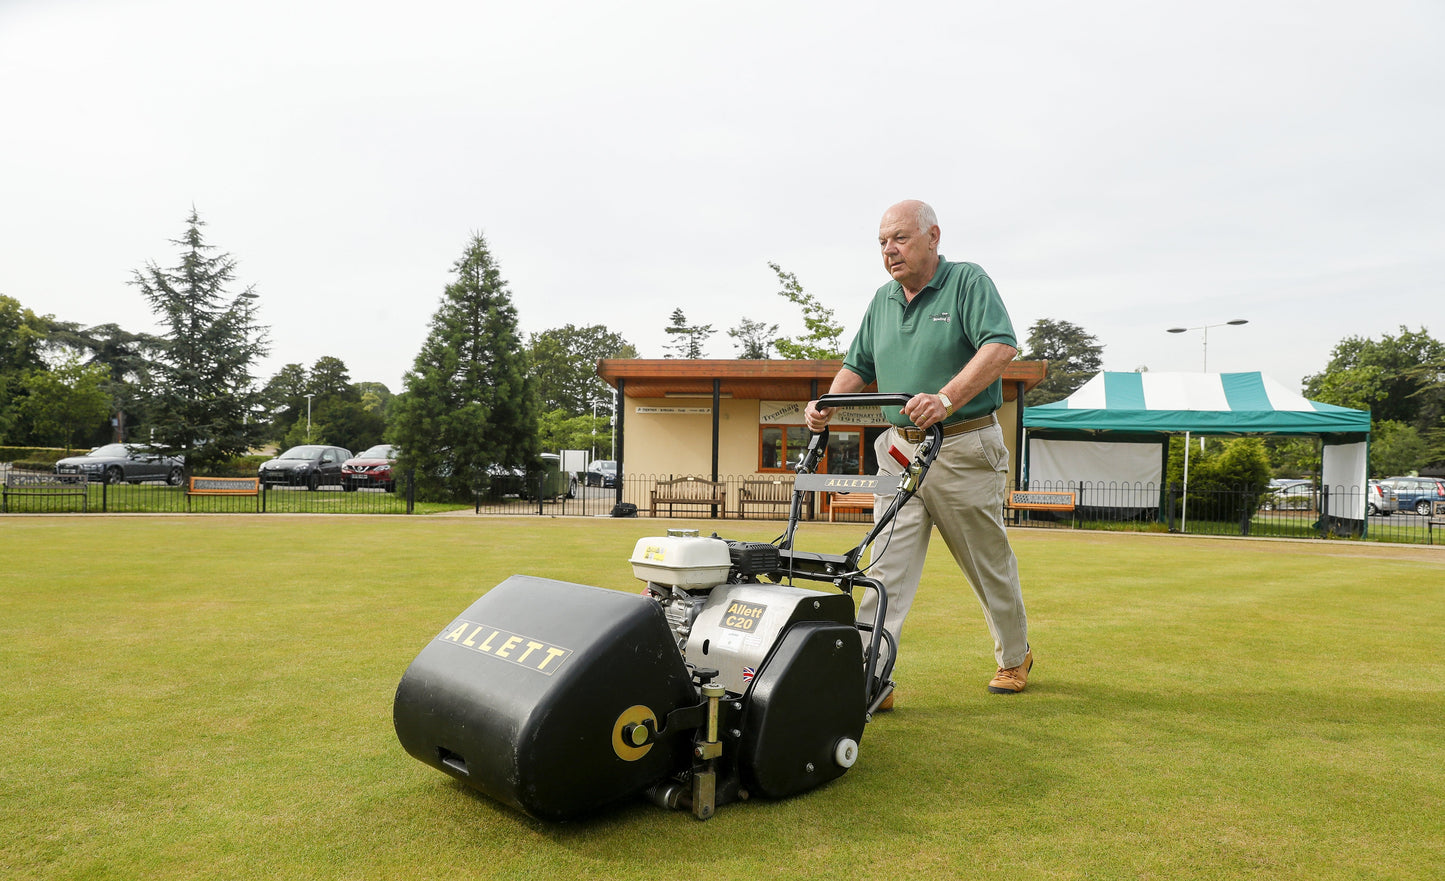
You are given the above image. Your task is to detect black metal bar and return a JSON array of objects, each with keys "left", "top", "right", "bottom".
[
  {"left": 711, "top": 378, "right": 721, "bottom": 518},
  {"left": 614, "top": 377, "right": 626, "bottom": 506}
]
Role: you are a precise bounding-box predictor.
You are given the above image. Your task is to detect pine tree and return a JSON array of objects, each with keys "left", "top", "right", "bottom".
[
  {"left": 729, "top": 317, "right": 778, "bottom": 359},
  {"left": 389, "top": 233, "right": 538, "bottom": 501},
  {"left": 663, "top": 308, "right": 714, "bottom": 359},
  {"left": 131, "top": 209, "right": 269, "bottom": 472}
]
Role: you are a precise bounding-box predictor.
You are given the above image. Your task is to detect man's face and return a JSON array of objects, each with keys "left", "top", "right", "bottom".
[{"left": 878, "top": 207, "right": 939, "bottom": 291}]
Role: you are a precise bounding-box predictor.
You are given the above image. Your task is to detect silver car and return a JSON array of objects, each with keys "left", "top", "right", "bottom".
[{"left": 54, "top": 443, "right": 185, "bottom": 485}]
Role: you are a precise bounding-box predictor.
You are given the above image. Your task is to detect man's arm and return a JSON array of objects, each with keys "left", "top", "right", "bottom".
[
  {"left": 803, "top": 368, "right": 867, "bottom": 432},
  {"left": 901, "top": 342, "right": 1017, "bottom": 430}
]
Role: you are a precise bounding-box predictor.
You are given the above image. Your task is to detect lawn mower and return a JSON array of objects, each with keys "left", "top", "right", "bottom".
[{"left": 392, "top": 393, "right": 942, "bottom": 820}]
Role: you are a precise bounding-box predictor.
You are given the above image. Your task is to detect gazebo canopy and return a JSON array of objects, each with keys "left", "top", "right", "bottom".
[{"left": 1024, "top": 371, "right": 1370, "bottom": 438}]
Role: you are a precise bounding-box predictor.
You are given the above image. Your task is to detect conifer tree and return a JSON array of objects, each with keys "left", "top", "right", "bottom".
[
  {"left": 389, "top": 233, "right": 538, "bottom": 500},
  {"left": 131, "top": 209, "right": 269, "bottom": 472}
]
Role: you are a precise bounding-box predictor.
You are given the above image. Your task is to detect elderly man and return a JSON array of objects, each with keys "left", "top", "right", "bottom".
[{"left": 804, "top": 199, "right": 1031, "bottom": 700}]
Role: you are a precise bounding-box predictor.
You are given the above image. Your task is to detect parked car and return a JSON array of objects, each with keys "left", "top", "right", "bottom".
[
  {"left": 1366, "top": 480, "right": 1395, "bottom": 516},
  {"left": 258, "top": 444, "right": 352, "bottom": 490},
  {"left": 54, "top": 443, "right": 184, "bottom": 485},
  {"left": 1260, "top": 479, "right": 1315, "bottom": 511},
  {"left": 584, "top": 460, "right": 619, "bottom": 488},
  {"left": 529, "top": 453, "right": 577, "bottom": 501},
  {"left": 1380, "top": 476, "right": 1445, "bottom": 516},
  {"left": 342, "top": 444, "right": 398, "bottom": 492}
]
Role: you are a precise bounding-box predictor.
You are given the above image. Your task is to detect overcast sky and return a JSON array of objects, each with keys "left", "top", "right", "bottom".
[{"left": 3, "top": 0, "right": 1441, "bottom": 397}]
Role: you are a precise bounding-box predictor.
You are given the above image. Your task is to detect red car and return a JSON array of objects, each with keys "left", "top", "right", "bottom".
[{"left": 342, "top": 444, "right": 398, "bottom": 492}]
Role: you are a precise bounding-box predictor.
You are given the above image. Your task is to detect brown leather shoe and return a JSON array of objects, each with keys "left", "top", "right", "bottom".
[
  {"left": 988, "top": 648, "right": 1033, "bottom": 694},
  {"left": 875, "top": 691, "right": 894, "bottom": 712}
]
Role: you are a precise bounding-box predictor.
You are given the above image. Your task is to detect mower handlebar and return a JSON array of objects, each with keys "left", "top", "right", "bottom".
[
  {"left": 813, "top": 392, "right": 945, "bottom": 449},
  {"left": 815, "top": 392, "right": 915, "bottom": 411}
]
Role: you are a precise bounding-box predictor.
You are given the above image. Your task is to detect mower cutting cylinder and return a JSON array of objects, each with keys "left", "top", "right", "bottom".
[{"left": 392, "top": 575, "right": 698, "bottom": 821}]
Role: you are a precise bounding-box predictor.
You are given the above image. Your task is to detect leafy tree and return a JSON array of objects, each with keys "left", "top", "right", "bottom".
[
  {"left": 1304, "top": 326, "right": 1445, "bottom": 472},
  {"left": 770, "top": 262, "right": 846, "bottom": 360},
  {"left": 15, "top": 356, "right": 111, "bottom": 450},
  {"left": 0, "top": 295, "right": 53, "bottom": 442},
  {"left": 1021, "top": 318, "right": 1104, "bottom": 406},
  {"left": 728, "top": 317, "right": 778, "bottom": 359},
  {"left": 260, "top": 362, "right": 310, "bottom": 440},
  {"left": 282, "top": 412, "right": 327, "bottom": 448},
  {"left": 309, "top": 355, "right": 354, "bottom": 400},
  {"left": 45, "top": 321, "right": 162, "bottom": 444},
  {"left": 312, "top": 395, "right": 385, "bottom": 453},
  {"left": 1304, "top": 327, "right": 1445, "bottom": 429},
  {"left": 388, "top": 232, "right": 538, "bottom": 501},
  {"left": 527, "top": 324, "right": 636, "bottom": 415},
  {"left": 1263, "top": 437, "right": 1319, "bottom": 480},
  {"left": 1369, "top": 421, "right": 1429, "bottom": 478},
  {"left": 356, "top": 382, "right": 393, "bottom": 415},
  {"left": 537, "top": 408, "right": 610, "bottom": 456},
  {"left": 131, "top": 209, "right": 269, "bottom": 473},
  {"left": 1166, "top": 436, "right": 1272, "bottom": 522},
  {"left": 663, "top": 308, "right": 714, "bottom": 359}
]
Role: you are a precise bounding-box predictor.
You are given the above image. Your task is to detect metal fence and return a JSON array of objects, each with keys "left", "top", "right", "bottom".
[
  {"left": 0, "top": 468, "right": 414, "bottom": 515},
  {"left": 7, "top": 462, "right": 1440, "bottom": 545},
  {"left": 1012, "top": 480, "right": 1445, "bottom": 545},
  {"left": 472, "top": 472, "right": 848, "bottom": 523}
]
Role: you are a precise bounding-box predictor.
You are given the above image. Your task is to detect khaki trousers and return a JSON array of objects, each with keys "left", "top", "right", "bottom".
[{"left": 858, "top": 422, "right": 1029, "bottom": 670}]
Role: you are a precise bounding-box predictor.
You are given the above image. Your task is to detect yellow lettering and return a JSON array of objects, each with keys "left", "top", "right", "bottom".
[
  {"left": 478, "top": 630, "right": 499, "bottom": 652},
  {"left": 462, "top": 625, "right": 483, "bottom": 647},
  {"left": 496, "top": 635, "right": 523, "bottom": 658},
  {"left": 538, "top": 647, "right": 567, "bottom": 670},
  {"left": 517, "top": 641, "right": 543, "bottom": 664},
  {"left": 443, "top": 623, "right": 468, "bottom": 642}
]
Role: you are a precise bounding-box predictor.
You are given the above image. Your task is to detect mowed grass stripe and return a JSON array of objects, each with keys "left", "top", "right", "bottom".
[{"left": 1, "top": 517, "right": 1441, "bottom": 880}]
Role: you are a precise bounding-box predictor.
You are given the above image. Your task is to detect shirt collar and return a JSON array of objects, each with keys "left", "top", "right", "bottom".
[{"left": 886, "top": 254, "right": 949, "bottom": 304}]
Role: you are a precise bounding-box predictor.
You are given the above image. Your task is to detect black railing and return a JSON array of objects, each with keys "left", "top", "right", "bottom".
[
  {"left": 9, "top": 462, "right": 1434, "bottom": 544},
  {"left": 0, "top": 467, "right": 414, "bottom": 515}
]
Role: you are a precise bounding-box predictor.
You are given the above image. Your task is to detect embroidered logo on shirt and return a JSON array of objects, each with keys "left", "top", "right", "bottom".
[{"left": 930, "top": 312, "right": 951, "bottom": 323}]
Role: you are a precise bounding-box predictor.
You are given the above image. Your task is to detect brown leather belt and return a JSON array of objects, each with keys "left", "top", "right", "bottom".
[{"left": 893, "top": 412, "right": 997, "bottom": 444}]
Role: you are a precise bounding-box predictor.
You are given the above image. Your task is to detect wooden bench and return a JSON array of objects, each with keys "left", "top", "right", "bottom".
[
  {"left": 827, "top": 492, "right": 875, "bottom": 522},
  {"left": 1430, "top": 500, "right": 1445, "bottom": 545},
  {"left": 1004, "top": 489, "right": 1076, "bottom": 526},
  {"left": 738, "top": 477, "right": 794, "bottom": 519},
  {"left": 186, "top": 476, "right": 261, "bottom": 512},
  {"left": 2, "top": 472, "right": 88, "bottom": 513},
  {"left": 649, "top": 476, "right": 727, "bottom": 518}
]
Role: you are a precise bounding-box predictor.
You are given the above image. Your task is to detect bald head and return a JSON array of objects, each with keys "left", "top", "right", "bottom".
[{"left": 879, "top": 200, "right": 941, "bottom": 297}]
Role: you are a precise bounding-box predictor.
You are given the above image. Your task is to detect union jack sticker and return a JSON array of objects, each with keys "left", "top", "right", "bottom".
[{"left": 741, "top": 666, "right": 755, "bottom": 683}]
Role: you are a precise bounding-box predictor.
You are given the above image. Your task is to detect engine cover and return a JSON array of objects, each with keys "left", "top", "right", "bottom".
[{"left": 684, "top": 583, "right": 856, "bottom": 695}]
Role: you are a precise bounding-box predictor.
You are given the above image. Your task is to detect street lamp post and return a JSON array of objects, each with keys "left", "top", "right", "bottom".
[
  {"left": 1166, "top": 319, "right": 1249, "bottom": 372},
  {"left": 304, "top": 393, "right": 315, "bottom": 442}
]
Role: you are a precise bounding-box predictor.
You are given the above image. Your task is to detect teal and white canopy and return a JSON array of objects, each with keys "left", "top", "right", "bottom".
[
  {"left": 1024, "top": 371, "right": 1370, "bottom": 437},
  {"left": 1022, "top": 372, "right": 1372, "bottom": 521}
]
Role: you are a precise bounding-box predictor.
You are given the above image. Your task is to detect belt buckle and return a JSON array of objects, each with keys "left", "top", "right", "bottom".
[{"left": 899, "top": 426, "right": 924, "bottom": 444}]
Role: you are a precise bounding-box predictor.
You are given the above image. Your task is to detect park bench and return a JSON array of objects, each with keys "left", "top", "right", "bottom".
[
  {"left": 1004, "top": 489, "right": 1076, "bottom": 526},
  {"left": 649, "top": 476, "right": 727, "bottom": 518},
  {"left": 826, "top": 491, "right": 875, "bottom": 522},
  {"left": 738, "top": 477, "right": 794, "bottom": 519},
  {"left": 2, "top": 472, "right": 88, "bottom": 513},
  {"left": 1430, "top": 500, "right": 1445, "bottom": 545},
  {"left": 186, "top": 476, "right": 261, "bottom": 512}
]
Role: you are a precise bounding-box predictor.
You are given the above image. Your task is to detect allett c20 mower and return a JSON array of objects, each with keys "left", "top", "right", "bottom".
[{"left": 392, "top": 393, "right": 942, "bottom": 820}]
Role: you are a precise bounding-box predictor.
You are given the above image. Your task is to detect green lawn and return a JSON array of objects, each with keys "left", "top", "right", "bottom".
[{"left": 2, "top": 517, "right": 1441, "bottom": 880}]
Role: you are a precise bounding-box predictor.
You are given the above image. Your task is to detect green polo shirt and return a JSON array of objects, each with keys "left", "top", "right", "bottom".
[{"left": 842, "top": 257, "right": 1017, "bottom": 427}]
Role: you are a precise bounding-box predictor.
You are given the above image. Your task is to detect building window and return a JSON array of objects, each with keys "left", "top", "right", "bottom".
[{"left": 759, "top": 426, "right": 866, "bottom": 474}]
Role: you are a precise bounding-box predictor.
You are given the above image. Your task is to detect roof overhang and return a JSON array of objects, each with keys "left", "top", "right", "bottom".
[{"left": 597, "top": 358, "right": 1048, "bottom": 401}]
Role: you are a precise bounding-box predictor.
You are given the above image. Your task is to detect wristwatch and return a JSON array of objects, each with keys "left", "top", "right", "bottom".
[{"left": 937, "top": 392, "right": 953, "bottom": 414}]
